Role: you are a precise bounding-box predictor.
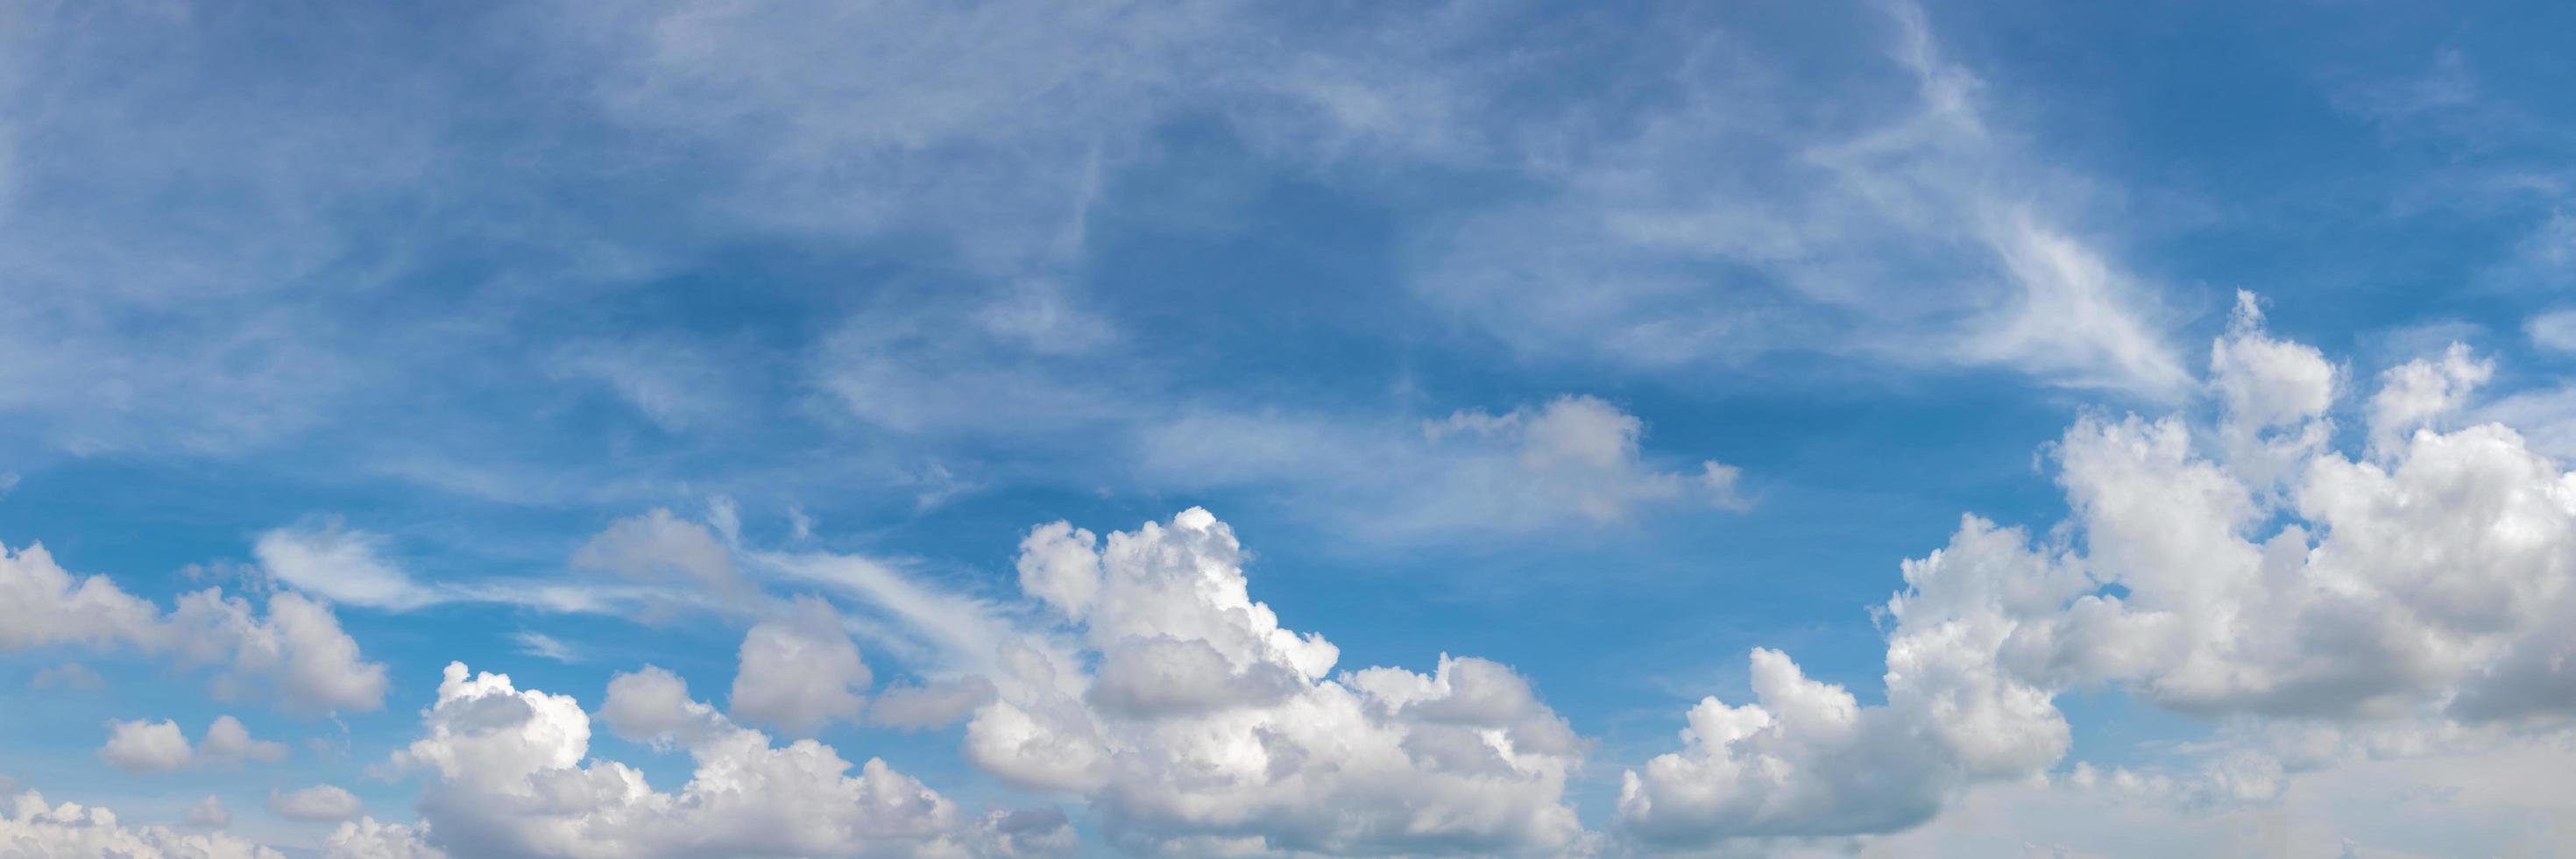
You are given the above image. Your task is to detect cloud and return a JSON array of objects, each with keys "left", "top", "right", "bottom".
[
  {"left": 572, "top": 508, "right": 740, "bottom": 593},
  {"left": 1, "top": 786, "right": 282, "bottom": 859},
  {"left": 30, "top": 662, "right": 103, "bottom": 691},
  {"left": 1872, "top": 737, "right": 2576, "bottom": 856},
  {"left": 1619, "top": 297, "right": 2576, "bottom": 848},
  {"left": 2528, "top": 308, "right": 2576, "bottom": 352},
  {"left": 2366, "top": 342, "right": 2494, "bottom": 456},
  {"left": 869, "top": 678, "right": 998, "bottom": 731},
  {"left": 255, "top": 522, "right": 442, "bottom": 611},
  {"left": 200, "top": 715, "right": 293, "bottom": 765},
  {"left": 512, "top": 631, "right": 582, "bottom": 664},
  {"left": 325, "top": 817, "right": 449, "bottom": 859},
  {"left": 727, "top": 596, "right": 871, "bottom": 736},
  {"left": 390, "top": 661, "right": 1064, "bottom": 857},
  {"left": 2, "top": 541, "right": 387, "bottom": 713},
  {"left": 963, "top": 508, "right": 1589, "bottom": 855},
  {"left": 272, "top": 784, "right": 364, "bottom": 822},
  {"left": 1140, "top": 394, "right": 1747, "bottom": 543},
  {"left": 185, "top": 794, "right": 230, "bottom": 829},
  {"left": 1408, "top": 2, "right": 2189, "bottom": 399},
  {"left": 99, "top": 719, "right": 194, "bottom": 774}
]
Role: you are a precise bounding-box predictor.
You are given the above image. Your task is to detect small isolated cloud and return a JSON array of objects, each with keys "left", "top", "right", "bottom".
[
  {"left": 511, "top": 631, "right": 582, "bottom": 664},
  {"left": 98, "top": 719, "right": 193, "bottom": 774},
  {"left": 572, "top": 508, "right": 740, "bottom": 593},
  {"left": 1141, "top": 394, "right": 1747, "bottom": 544},
  {"left": 97, "top": 715, "right": 289, "bottom": 774},
  {"left": 270, "top": 784, "right": 362, "bottom": 822},
  {"left": 254, "top": 522, "right": 442, "bottom": 611},
  {"left": 31, "top": 663, "right": 104, "bottom": 691},
  {"left": 2527, "top": 308, "right": 2576, "bottom": 353}
]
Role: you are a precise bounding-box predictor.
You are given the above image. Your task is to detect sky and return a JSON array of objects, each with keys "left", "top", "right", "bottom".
[{"left": 4, "top": 0, "right": 2576, "bottom": 856}]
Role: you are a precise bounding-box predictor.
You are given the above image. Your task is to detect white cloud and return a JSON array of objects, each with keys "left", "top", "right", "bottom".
[
  {"left": 1874, "top": 736, "right": 2576, "bottom": 856},
  {"left": 324, "top": 818, "right": 449, "bottom": 859},
  {"left": 254, "top": 522, "right": 442, "bottom": 612},
  {"left": 572, "top": 508, "right": 740, "bottom": 593},
  {"left": 99, "top": 719, "right": 195, "bottom": 774},
  {"left": 271, "top": 784, "right": 363, "bottom": 822},
  {"left": 390, "top": 661, "right": 1063, "bottom": 857},
  {"left": 2527, "top": 308, "right": 2576, "bottom": 352},
  {"left": 200, "top": 715, "right": 292, "bottom": 766},
  {"left": 3, "top": 540, "right": 389, "bottom": 713},
  {"left": 2366, "top": 341, "right": 2494, "bottom": 455},
  {"left": 728, "top": 596, "right": 871, "bottom": 736},
  {"left": 1140, "top": 394, "right": 1747, "bottom": 543},
  {"left": 185, "top": 794, "right": 230, "bottom": 829},
  {"left": 512, "top": 631, "right": 582, "bottom": 664},
  {"left": 1619, "top": 300, "right": 2576, "bottom": 848},
  {"left": 1, "top": 787, "right": 282, "bottom": 859},
  {"left": 966, "top": 508, "right": 1590, "bottom": 855}
]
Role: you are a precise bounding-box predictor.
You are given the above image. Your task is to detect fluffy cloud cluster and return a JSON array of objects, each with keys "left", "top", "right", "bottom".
[
  {"left": 965, "top": 508, "right": 1589, "bottom": 855},
  {"left": 0, "top": 542, "right": 387, "bottom": 713},
  {"left": 1620, "top": 295, "right": 2576, "bottom": 847},
  {"left": 1, "top": 789, "right": 280, "bottom": 859},
  {"left": 385, "top": 661, "right": 1067, "bottom": 858},
  {"left": 98, "top": 714, "right": 290, "bottom": 773}
]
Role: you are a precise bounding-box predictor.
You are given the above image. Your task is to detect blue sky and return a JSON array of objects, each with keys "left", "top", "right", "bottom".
[{"left": 5, "top": 1, "right": 2576, "bottom": 856}]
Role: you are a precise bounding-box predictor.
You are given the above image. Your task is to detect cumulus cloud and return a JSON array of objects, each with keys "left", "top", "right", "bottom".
[
  {"left": 200, "top": 715, "right": 293, "bottom": 765},
  {"left": 1619, "top": 299, "right": 2576, "bottom": 848},
  {"left": 99, "top": 719, "right": 194, "bottom": 775},
  {"left": 966, "top": 508, "right": 1589, "bottom": 855},
  {"left": 2, "top": 541, "right": 388, "bottom": 713},
  {"left": 388, "top": 661, "right": 1065, "bottom": 857},
  {"left": 571, "top": 508, "right": 740, "bottom": 593},
  {"left": 99, "top": 715, "right": 287, "bottom": 774},
  {"left": 728, "top": 596, "right": 871, "bottom": 736},
  {"left": 2366, "top": 342, "right": 2494, "bottom": 455},
  {"left": 1, "top": 788, "right": 282, "bottom": 859},
  {"left": 324, "top": 817, "right": 449, "bottom": 859},
  {"left": 272, "top": 784, "right": 363, "bottom": 822}
]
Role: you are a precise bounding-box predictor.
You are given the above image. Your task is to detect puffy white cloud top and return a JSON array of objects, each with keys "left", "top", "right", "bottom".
[
  {"left": 1, "top": 542, "right": 387, "bottom": 714},
  {"left": 1619, "top": 299, "right": 2576, "bottom": 848},
  {"left": 386, "top": 661, "right": 1068, "bottom": 858},
  {"left": 965, "top": 508, "right": 1591, "bottom": 855},
  {"left": 1, "top": 789, "right": 281, "bottom": 859}
]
